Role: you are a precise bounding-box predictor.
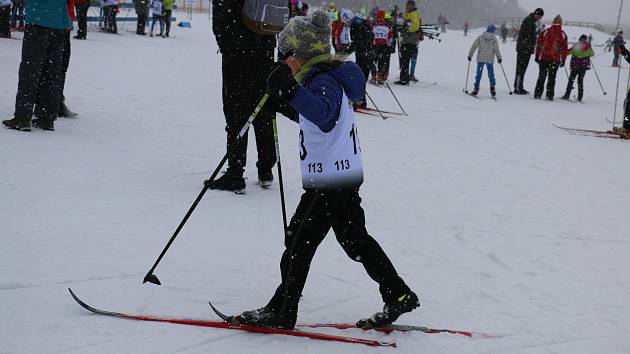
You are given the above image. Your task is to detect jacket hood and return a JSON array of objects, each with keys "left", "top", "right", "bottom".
[
  {"left": 325, "top": 61, "right": 366, "bottom": 101},
  {"left": 481, "top": 31, "right": 496, "bottom": 40}
]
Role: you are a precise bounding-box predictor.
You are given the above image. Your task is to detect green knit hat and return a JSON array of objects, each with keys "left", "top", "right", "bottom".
[{"left": 278, "top": 10, "right": 332, "bottom": 59}]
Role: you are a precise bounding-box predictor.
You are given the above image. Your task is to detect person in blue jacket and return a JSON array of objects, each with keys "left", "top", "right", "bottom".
[
  {"left": 228, "top": 10, "right": 420, "bottom": 331},
  {"left": 3, "top": 0, "right": 72, "bottom": 131}
]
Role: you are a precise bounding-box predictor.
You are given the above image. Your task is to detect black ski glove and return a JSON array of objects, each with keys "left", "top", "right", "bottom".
[
  {"left": 497, "top": 58, "right": 502, "bottom": 64},
  {"left": 267, "top": 62, "right": 299, "bottom": 101},
  {"left": 559, "top": 61, "right": 565, "bottom": 67},
  {"left": 467, "top": 57, "right": 471, "bottom": 61},
  {"left": 535, "top": 57, "right": 540, "bottom": 63}
]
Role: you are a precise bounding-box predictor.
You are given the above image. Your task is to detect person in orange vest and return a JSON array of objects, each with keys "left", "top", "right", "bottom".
[
  {"left": 372, "top": 9, "right": 393, "bottom": 84},
  {"left": 533, "top": 15, "right": 568, "bottom": 100}
]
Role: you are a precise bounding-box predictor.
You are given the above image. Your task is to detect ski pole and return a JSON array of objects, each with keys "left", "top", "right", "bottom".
[
  {"left": 499, "top": 62, "right": 513, "bottom": 95},
  {"left": 142, "top": 94, "right": 270, "bottom": 286},
  {"left": 590, "top": 61, "right": 607, "bottom": 95},
  {"left": 384, "top": 82, "right": 408, "bottom": 116},
  {"left": 365, "top": 91, "right": 387, "bottom": 119},
  {"left": 612, "top": 64, "right": 622, "bottom": 128},
  {"left": 463, "top": 60, "right": 471, "bottom": 93},
  {"left": 563, "top": 65, "right": 570, "bottom": 80},
  {"left": 271, "top": 116, "right": 288, "bottom": 236}
]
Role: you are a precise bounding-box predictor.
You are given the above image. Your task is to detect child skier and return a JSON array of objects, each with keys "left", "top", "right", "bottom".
[
  {"left": 150, "top": 0, "right": 164, "bottom": 37},
  {"left": 562, "top": 34, "right": 594, "bottom": 102},
  {"left": 467, "top": 24, "right": 502, "bottom": 97},
  {"left": 372, "top": 9, "right": 393, "bottom": 84},
  {"left": 229, "top": 10, "right": 419, "bottom": 330}
]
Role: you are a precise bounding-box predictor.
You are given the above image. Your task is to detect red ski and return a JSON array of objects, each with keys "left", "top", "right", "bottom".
[
  {"left": 553, "top": 124, "right": 628, "bottom": 139},
  {"left": 297, "top": 323, "right": 497, "bottom": 338},
  {"left": 355, "top": 109, "right": 392, "bottom": 119},
  {"left": 68, "top": 289, "right": 395, "bottom": 348}
]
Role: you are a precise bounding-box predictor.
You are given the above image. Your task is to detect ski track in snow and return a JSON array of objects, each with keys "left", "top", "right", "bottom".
[{"left": 2, "top": 14, "right": 630, "bottom": 354}]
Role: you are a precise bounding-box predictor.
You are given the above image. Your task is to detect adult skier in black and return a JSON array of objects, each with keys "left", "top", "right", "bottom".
[
  {"left": 348, "top": 13, "right": 373, "bottom": 109},
  {"left": 514, "top": 8, "right": 543, "bottom": 95},
  {"left": 612, "top": 46, "right": 630, "bottom": 138},
  {"left": 230, "top": 10, "right": 420, "bottom": 330},
  {"left": 207, "top": 0, "right": 278, "bottom": 193}
]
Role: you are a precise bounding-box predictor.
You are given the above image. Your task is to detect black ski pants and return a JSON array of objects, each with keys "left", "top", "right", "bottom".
[
  {"left": 0, "top": 6, "right": 10, "bottom": 37},
  {"left": 624, "top": 88, "right": 630, "bottom": 129},
  {"left": 374, "top": 46, "right": 391, "bottom": 79},
  {"left": 35, "top": 31, "right": 71, "bottom": 118},
  {"left": 399, "top": 43, "right": 418, "bottom": 82},
  {"left": 136, "top": 13, "right": 147, "bottom": 34},
  {"left": 514, "top": 50, "right": 532, "bottom": 91},
  {"left": 534, "top": 60, "right": 560, "bottom": 99},
  {"left": 13, "top": 24, "right": 66, "bottom": 121},
  {"left": 266, "top": 188, "right": 411, "bottom": 319},
  {"left": 75, "top": 2, "right": 89, "bottom": 38},
  {"left": 355, "top": 50, "right": 373, "bottom": 104},
  {"left": 164, "top": 9, "right": 172, "bottom": 35},
  {"left": 564, "top": 68, "right": 587, "bottom": 100},
  {"left": 221, "top": 49, "right": 276, "bottom": 176}
]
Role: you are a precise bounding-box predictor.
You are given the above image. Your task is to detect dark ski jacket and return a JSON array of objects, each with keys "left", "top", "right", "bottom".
[
  {"left": 290, "top": 60, "right": 365, "bottom": 133},
  {"left": 516, "top": 12, "right": 538, "bottom": 55},
  {"left": 211, "top": 0, "right": 276, "bottom": 53},
  {"left": 349, "top": 17, "right": 374, "bottom": 56}
]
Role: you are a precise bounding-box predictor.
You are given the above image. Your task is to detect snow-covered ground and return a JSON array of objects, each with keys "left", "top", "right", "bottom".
[{"left": 1, "top": 16, "right": 630, "bottom": 354}]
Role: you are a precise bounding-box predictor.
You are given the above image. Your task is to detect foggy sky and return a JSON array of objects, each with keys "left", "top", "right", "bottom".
[{"left": 518, "top": 0, "right": 626, "bottom": 26}]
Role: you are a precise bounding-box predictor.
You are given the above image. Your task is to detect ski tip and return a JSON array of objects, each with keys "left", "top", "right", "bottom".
[{"left": 208, "top": 301, "right": 231, "bottom": 322}]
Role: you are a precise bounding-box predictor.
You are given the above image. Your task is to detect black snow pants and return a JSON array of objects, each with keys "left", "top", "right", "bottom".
[
  {"left": 75, "top": 2, "right": 89, "bottom": 39},
  {"left": 136, "top": 13, "right": 147, "bottom": 34},
  {"left": 514, "top": 50, "right": 532, "bottom": 92},
  {"left": 13, "top": 24, "right": 66, "bottom": 121},
  {"left": 399, "top": 43, "right": 418, "bottom": 82},
  {"left": 265, "top": 188, "right": 412, "bottom": 321},
  {"left": 0, "top": 6, "right": 10, "bottom": 37},
  {"left": 564, "top": 68, "right": 587, "bottom": 100},
  {"left": 534, "top": 60, "right": 560, "bottom": 99},
  {"left": 354, "top": 50, "right": 373, "bottom": 105},
  {"left": 221, "top": 48, "right": 276, "bottom": 177},
  {"left": 35, "top": 31, "right": 71, "bottom": 118},
  {"left": 374, "top": 46, "right": 391, "bottom": 79},
  {"left": 164, "top": 9, "right": 171, "bottom": 35},
  {"left": 624, "top": 88, "right": 630, "bottom": 129}
]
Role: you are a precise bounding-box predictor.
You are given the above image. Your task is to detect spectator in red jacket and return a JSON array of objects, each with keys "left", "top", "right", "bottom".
[
  {"left": 372, "top": 9, "right": 393, "bottom": 84},
  {"left": 533, "top": 15, "right": 568, "bottom": 100}
]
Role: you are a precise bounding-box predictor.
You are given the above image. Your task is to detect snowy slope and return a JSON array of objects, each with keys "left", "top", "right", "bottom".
[{"left": 1, "top": 18, "right": 630, "bottom": 354}]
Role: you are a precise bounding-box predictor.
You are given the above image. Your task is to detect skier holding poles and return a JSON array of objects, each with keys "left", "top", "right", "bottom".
[
  {"left": 561, "top": 34, "right": 594, "bottom": 102},
  {"left": 229, "top": 11, "right": 420, "bottom": 330},
  {"left": 467, "top": 24, "right": 502, "bottom": 98}
]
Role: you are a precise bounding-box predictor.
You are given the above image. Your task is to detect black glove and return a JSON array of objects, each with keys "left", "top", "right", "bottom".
[
  {"left": 267, "top": 62, "right": 299, "bottom": 101},
  {"left": 535, "top": 57, "right": 540, "bottom": 63},
  {"left": 467, "top": 57, "right": 471, "bottom": 61},
  {"left": 559, "top": 61, "right": 565, "bottom": 67},
  {"left": 497, "top": 58, "right": 502, "bottom": 64}
]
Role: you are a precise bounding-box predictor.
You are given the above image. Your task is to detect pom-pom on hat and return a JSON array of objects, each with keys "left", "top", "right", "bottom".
[{"left": 278, "top": 10, "right": 332, "bottom": 59}]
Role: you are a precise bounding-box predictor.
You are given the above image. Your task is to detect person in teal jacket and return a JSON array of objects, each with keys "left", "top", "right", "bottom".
[{"left": 3, "top": 0, "right": 72, "bottom": 131}]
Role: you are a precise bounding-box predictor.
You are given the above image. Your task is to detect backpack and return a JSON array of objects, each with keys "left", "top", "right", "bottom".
[{"left": 241, "top": 0, "right": 290, "bottom": 35}]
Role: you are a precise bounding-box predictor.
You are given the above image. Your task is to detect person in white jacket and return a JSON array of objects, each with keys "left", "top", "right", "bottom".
[{"left": 467, "top": 24, "right": 502, "bottom": 97}]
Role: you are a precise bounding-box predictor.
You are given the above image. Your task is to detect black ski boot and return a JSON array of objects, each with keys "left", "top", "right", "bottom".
[
  {"left": 32, "top": 118, "right": 55, "bottom": 131},
  {"left": 258, "top": 169, "right": 274, "bottom": 188},
  {"left": 3, "top": 117, "right": 31, "bottom": 131},
  {"left": 59, "top": 103, "right": 78, "bottom": 118},
  {"left": 204, "top": 171, "right": 245, "bottom": 194},
  {"left": 394, "top": 80, "right": 409, "bottom": 86},
  {"left": 234, "top": 306, "right": 296, "bottom": 330},
  {"left": 357, "top": 291, "right": 420, "bottom": 328},
  {"left": 469, "top": 87, "right": 479, "bottom": 96},
  {"left": 490, "top": 86, "right": 496, "bottom": 98}
]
